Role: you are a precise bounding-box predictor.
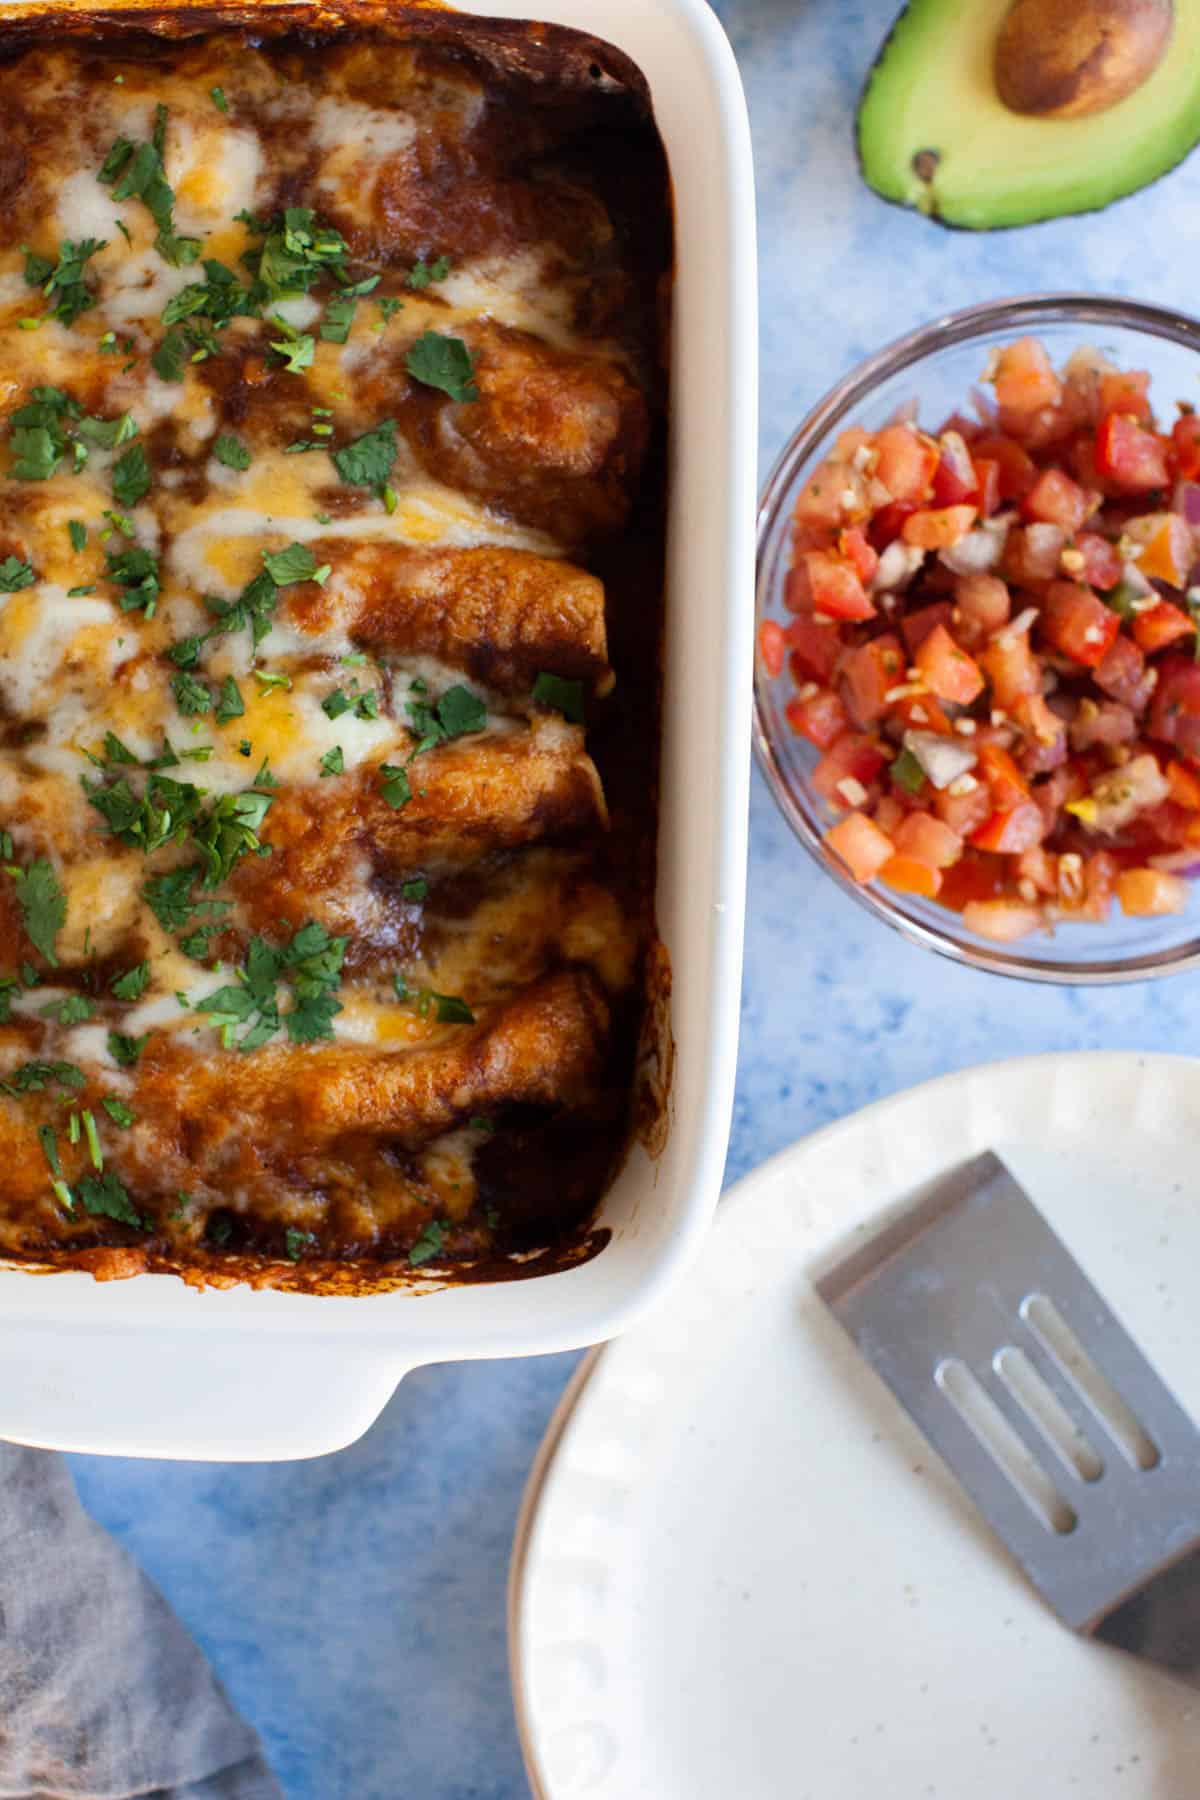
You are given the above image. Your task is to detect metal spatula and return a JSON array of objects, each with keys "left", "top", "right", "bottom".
[{"left": 818, "top": 1150, "right": 1200, "bottom": 1681}]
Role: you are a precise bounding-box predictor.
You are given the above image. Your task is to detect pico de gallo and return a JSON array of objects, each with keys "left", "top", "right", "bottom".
[{"left": 760, "top": 336, "right": 1200, "bottom": 941}]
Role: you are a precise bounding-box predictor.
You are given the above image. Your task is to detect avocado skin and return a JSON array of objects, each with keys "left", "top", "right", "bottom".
[{"left": 857, "top": 0, "right": 1200, "bottom": 230}]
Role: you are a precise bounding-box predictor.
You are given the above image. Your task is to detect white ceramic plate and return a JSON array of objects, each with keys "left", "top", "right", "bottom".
[{"left": 510, "top": 1053, "right": 1200, "bottom": 1799}]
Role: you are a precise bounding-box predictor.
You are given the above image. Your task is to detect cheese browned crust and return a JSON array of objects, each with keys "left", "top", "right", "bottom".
[{"left": 0, "top": 11, "right": 668, "bottom": 1284}]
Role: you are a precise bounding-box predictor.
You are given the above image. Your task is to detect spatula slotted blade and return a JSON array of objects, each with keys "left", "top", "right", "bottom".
[{"left": 818, "top": 1151, "right": 1200, "bottom": 1642}]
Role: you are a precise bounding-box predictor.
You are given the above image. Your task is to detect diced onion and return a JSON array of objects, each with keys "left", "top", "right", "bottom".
[
  {"left": 872, "top": 541, "right": 925, "bottom": 593},
  {"left": 1148, "top": 849, "right": 1200, "bottom": 875},
  {"left": 902, "top": 730, "right": 977, "bottom": 790},
  {"left": 938, "top": 515, "right": 1010, "bottom": 576}
]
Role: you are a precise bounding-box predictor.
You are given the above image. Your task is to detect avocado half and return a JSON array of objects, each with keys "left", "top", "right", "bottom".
[{"left": 858, "top": 0, "right": 1200, "bottom": 229}]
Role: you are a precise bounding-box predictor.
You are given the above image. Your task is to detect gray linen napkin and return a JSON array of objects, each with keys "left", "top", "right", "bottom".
[{"left": 0, "top": 1444, "right": 282, "bottom": 1800}]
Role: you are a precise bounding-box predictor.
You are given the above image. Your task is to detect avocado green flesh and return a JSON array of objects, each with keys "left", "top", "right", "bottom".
[{"left": 858, "top": 0, "right": 1200, "bottom": 229}]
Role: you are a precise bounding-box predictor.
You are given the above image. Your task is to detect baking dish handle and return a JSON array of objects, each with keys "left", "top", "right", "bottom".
[{"left": 0, "top": 1326, "right": 410, "bottom": 1461}]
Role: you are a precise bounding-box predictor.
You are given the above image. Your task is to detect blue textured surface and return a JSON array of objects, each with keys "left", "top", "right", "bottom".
[{"left": 68, "top": 1, "right": 1200, "bottom": 1793}]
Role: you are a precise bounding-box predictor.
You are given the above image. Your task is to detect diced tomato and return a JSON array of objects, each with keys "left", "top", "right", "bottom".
[
  {"left": 977, "top": 740, "right": 1031, "bottom": 810},
  {"left": 1018, "top": 845, "right": 1058, "bottom": 895},
  {"left": 990, "top": 338, "right": 1061, "bottom": 415},
  {"left": 812, "top": 734, "right": 889, "bottom": 806},
  {"left": 971, "top": 802, "right": 1046, "bottom": 854},
  {"left": 1172, "top": 414, "right": 1200, "bottom": 481},
  {"left": 784, "top": 561, "right": 814, "bottom": 613},
  {"left": 1094, "top": 633, "right": 1153, "bottom": 711},
  {"left": 824, "top": 811, "right": 894, "bottom": 883},
  {"left": 900, "top": 601, "right": 955, "bottom": 656},
  {"left": 804, "top": 550, "right": 876, "bottom": 622},
  {"left": 867, "top": 501, "right": 917, "bottom": 550},
  {"left": 1132, "top": 599, "right": 1195, "bottom": 655},
  {"left": 1116, "top": 867, "right": 1188, "bottom": 917},
  {"left": 1021, "top": 467, "right": 1090, "bottom": 536},
  {"left": 835, "top": 426, "right": 873, "bottom": 461},
  {"left": 913, "top": 623, "right": 984, "bottom": 704},
  {"left": 1150, "top": 657, "right": 1200, "bottom": 763},
  {"left": 1067, "top": 429, "right": 1104, "bottom": 492},
  {"left": 886, "top": 692, "right": 952, "bottom": 736},
  {"left": 1075, "top": 531, "right": 1123, "bottom": 590},
  {"left": 785, "top": 688, "right": 847, "bottom": 750},
  {"left": 1167, "top": 759, "right": 1200, "bottom": 809},
  {"left": 785, "top": 618, "right": 841, "bottom": 683},
  {"left": 972, "top": 458, "right": 1002, "bottom": 517},
  {"left": 1013, "top": 692, "right": 1068, "bottom": 771},
  {"left": 837, "top": 526, "right": 879, "bottom": 585},
  {"left": 981, "top": 627, "right": 1042, "bottom": 710},
  {"left": 901, "top": 505, "right": 978, "bottom": 550},
  {"left": 971, "top": 434, "right": 1037, "bottom": 501},
  {"left": 1040, "top": 580, "right": 1120, "bottom": 667},
  {"left": 931, "top": 432, "right": 978, "bottom": 507},
  {"left": 933, "top": 782, "right": 993, "bottom": 838},
  {"left": 880, "top": 854, "right": 942, "bottom": 898},
  {"left": 1095, "top": 411, "right": 1170, "bottom": 493},
  {"left": 792, "top": 453, "right": 856, "bottom": 533},
  {"left": 1124, "top": 513, "right": 1193, "bottom": 587},
  {"left": 961, "top": 899, "right": 1043, "bottom": 941},
  {"left": 841, "top": 633, "right": 905, "bottom": 727},
  {"left": 954, "top": 573, "right": 1010, "bottom": 642},
  {"left": 873, "top": 793, "right": 906, "bottom": 836},
  {"left": 892, "top": 811, "right": 963, "bottom": 869},
  {"left": 1081, "top": 851, "right": 1118, "bottom": 921},
  {"left": 1098, "top": 369, "right": 1152, "bottom": 424},
  {"left": 758, "top": 619, "right": 786, "bottom": 678},
  {"left": 1004, "top": 522, "right": 1065, "bottom": 587},
  {"left": 873, "top": 425, "right": 938, "bottom": 503},
  {"left": 1069, "top": 699, "right": 1136, "bottom": 751}
]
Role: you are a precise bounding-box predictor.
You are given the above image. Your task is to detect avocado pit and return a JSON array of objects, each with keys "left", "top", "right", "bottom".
[{"left": 995, "top": 0, "right": 1173, "bottom": 121}]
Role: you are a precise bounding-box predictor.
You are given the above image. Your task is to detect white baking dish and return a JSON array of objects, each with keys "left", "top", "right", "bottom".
[{"left": 0, "top": 0, "right": 755, "bottom": 1460}]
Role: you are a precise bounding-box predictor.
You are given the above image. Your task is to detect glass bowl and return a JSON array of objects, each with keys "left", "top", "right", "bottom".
[{"left": 754, "top": 293, "right": 1200, "bottom": 985}]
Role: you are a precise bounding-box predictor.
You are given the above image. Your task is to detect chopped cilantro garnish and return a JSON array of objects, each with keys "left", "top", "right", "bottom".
[
  {"left": 0, "top": 1059, "right": 85, "bottom": 1096},
  {"left": 284, "top": 1227, "right": 318, "bottom": 1261},
  {"left": 9, "top": 859, "right": 65, "bottom": 965},
  {"left": 531, "top": 672, "right": 585, "bottom": 724},
  {"left": 332, "top": 419, "right": 397, "bottom": 489},
  {"left": 213, "top": 432, "right": 251, "bottom": 471},
  {"left": 250, "top": 207, "right": 350, "bottom": 302},
  {"left": 100, "top": 108, "right": 200, "bottom": 268},
  {"left": 101, "top": 1095, "right": 136, "bottom": 1128},
  {"left": 10, "top": 424, "right": 61, "bottom": 481},
  {"left": 39, "top": 993, "right": 92, "bottom": 1026},
  {"left": 152, "top": 329, "right": 189, "bottom": 383},
  {"left": 214, "top": 675, "right": 245, "bottom": 724},
  {"left": 401, "top": 878, "right": 428, "bottom": 902},
  {"left": 171, "top": 672, "right": 212, "bottom": 717},
  {"left": 197, "top": 920, "right": 345, "bottom": 1051},
  {"left": 407, "top": 682, "right": 487, "bottom": 751},
  {"left": 377, "top": 297, "right": 404, "bottom": 325},
  {"left": 105, "top": 543, "right": 160, "bottom": 617},
  {"left": 378, "top": 763, "right": 412, "bottom": 809},
  {"left": 78, "top": 1169, "right": 143, "bottom": 1228},
  {"left": 211, "top": 85, "right": 229, "bottom": 112},
  {"left": 408, "top": 1219, "right": 446, "bottom": 1266},
  {"left": 0, "top": 555, "right": 36, "bottom": 591},
  {"left": 68, "top": 520, "right": 87, "bottom": 552},
  {"left": 319, "top": 745, "right": 344, "bottom": 778},
  {"left": 253, "top": 669, "right": 292, "bottom": 693},
  {"left": 321, "top": 688, "right": 352, "bottom": 720},
  {"left": 405, "top": 331, "right": 479, "bottom": 403},
  {"left": 107, "top": 1031, "right": 149, "bottom": 1068},
  {"left": 77, "top": 412, "right": 138, "bottom": 450},
  {"left": 23, "top": 237, "right": 107, "bottom": 327},
  {"left": 112, "top": 441, "right": 151, "bottom": 508},
  {"left": 269, "top": 316, "right": 315, "bottom": 374},
  {"left": 262, "top": 542, "right": 320, "bottom": 585},
  {"left": 407, "top": 255, "right": 451, "bottom": 289},
  {"left": 111, "top": 961, "right": 151, "bottom": 1001}
]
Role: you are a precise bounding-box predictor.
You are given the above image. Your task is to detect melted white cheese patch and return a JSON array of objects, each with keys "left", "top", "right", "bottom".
[
  {"left": 0, "top": 587, "right": 122, "bottom": 718},
  {"left": 312, "top": 96, "right": 419, "bottom": 159}
]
